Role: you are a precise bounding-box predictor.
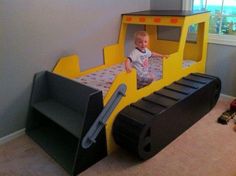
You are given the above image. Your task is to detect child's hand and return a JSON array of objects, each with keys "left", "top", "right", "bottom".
[
  {"left": 162, "top": 54, "right": 169, "bottom": 59},
  {"left": 152, "top": 52, "right": 169, "bottom": 59},
  {"left": 125, "top": 65, "right": 132, "bottom": 73},
  {"left": 124, "top": 59, "right": 132, "bottom": 73}
]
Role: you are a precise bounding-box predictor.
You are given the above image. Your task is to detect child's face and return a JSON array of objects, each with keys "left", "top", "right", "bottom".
[{"left": 135, "top": 36, "right": 149, "bottom": 51}]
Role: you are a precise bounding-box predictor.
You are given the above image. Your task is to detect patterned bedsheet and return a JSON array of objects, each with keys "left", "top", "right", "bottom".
[{"left": 74, "top": 58, "right": 196, "bottom": 97}]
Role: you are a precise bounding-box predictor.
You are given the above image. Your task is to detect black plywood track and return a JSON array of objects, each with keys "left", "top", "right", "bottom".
[{"left": 113, "top": 73, "right": 221, "bottom": 160}]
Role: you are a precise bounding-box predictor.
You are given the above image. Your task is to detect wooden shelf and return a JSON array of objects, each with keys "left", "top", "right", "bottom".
[
  {"left": 33, "top": 99, "right": 84, "bottom": 138},
  {"left": 28, "top": 121, "right": 78, "bottom": 174},
  {"left": 26, "top": 71, "right": 107, "bottom": 176}
]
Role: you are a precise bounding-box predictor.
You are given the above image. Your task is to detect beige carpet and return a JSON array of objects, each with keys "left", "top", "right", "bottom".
[{"left": 0, "top": 96, "right": 236, "bottom": 176}]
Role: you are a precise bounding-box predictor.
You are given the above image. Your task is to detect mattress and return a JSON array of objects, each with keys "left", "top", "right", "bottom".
[{"left": 74, "top": 58, "right": 196, "bottom": 97}]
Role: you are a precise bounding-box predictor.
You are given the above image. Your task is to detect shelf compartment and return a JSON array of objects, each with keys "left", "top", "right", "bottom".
[
  {"left": 33, "top": 99, "right": 84, "bottom": 138},
  {"left": 26, "top": 71, "right": 107, "bottom": 176}
]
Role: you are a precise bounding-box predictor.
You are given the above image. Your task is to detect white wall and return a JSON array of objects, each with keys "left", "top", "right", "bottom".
[{"left": 151, "top": 0, "right": 182, "bottom": 10}]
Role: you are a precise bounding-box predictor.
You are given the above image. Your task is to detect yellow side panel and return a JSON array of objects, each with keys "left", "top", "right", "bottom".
[
  {"left": 103, "top": 44, "right": 125, "bottom": 66},
  {"left": 184, "top": 42, "right": 201, "bottom": 61},
  {"left": 53, "top": 55, "right": 80, "bottom": 79},
  {"left": 155, "top": 40, "right": 179, "bottom": 54}
]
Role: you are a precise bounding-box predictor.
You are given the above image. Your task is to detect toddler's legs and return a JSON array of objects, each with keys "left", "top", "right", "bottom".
[{"left": 137, "top": 73, "right": 154, "bottom": 88}]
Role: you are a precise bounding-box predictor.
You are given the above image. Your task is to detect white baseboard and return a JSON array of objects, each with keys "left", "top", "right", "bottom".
[
  {"left": 0, "top": 128, "right": 25, "bottom": 145},
  {"left": 220, "top": 93, "right": 236, "bottom": 99}
]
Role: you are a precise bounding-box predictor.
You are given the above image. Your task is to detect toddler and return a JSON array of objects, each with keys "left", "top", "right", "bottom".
[{"left": 125, "top": 31, "right": 168, "bottom": 88}]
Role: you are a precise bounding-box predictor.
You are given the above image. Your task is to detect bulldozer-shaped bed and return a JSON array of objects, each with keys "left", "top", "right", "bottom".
[{"left": 26, "top": 10, "right": 221, "bottom": 176}]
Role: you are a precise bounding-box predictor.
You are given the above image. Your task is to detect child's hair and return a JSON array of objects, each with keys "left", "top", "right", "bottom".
[{"left": 134, "top": 31, "right": 149, "bottom": 42}]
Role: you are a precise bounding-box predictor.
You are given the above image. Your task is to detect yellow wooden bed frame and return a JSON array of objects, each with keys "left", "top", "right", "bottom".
[{"left": 53, "top": 10, "right": 210, "bottom": 154}]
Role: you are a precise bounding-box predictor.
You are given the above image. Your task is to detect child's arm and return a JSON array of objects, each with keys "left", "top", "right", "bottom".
[
  {"left": 124, "top": 58, "right": 133, "bottom": 73},
  {"left": 152, "top": 52, "right": 169, "bottom": 58}
]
